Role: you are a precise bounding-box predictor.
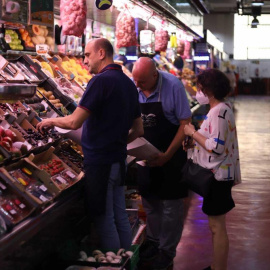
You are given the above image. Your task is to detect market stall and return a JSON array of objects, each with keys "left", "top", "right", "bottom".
[{"left": 0, "top": 0, "right": 205, "bottom": 269}]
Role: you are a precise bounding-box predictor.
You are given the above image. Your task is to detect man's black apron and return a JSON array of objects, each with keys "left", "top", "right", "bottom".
[{"left": 137, "top": 74, "right": 188, "bottom": 200}]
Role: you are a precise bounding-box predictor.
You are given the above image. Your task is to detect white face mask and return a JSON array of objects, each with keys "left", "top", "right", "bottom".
[{"left": 196, "top": 90, "right": 209, "bottom": 105}]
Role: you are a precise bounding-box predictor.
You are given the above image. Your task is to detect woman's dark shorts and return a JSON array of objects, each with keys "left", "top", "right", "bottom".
[{"left": 202, "top": 177, "right": 235, "bottom": 216}]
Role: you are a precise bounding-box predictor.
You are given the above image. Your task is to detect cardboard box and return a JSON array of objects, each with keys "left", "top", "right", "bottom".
[
  {"left": 1, "top": 158, "right": 60, "bottom": 206},
  {"left": 0, "top": 171, "right": 39, "bottom": 226},
  {"left": 28, "top": 146, "right": 84, "bottom": 191}
]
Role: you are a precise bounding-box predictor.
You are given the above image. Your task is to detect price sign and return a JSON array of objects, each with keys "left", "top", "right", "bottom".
[{"left": 36, "top": 44, "right": 49, "bottom": 55}]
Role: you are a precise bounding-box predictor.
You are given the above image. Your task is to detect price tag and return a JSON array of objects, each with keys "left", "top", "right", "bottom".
[
  {"left": 19, "top": 203, "right": 26, "bottom": 209},
  {"left": 56, "top": 176, "right": 67, "bottom": 184},
  {"left": 10, "top": 209, "right": 17, "bottom": 215},
  {"left": 66, "top": 171, "right": 76, "bottom": 179},
  {"left": 41, "top": 55, "right": 50, "bottom": 63},
  {"left": 36, "top": 44, "right": 49, "bottom": 56},
  {"left": 52, "top": 56, "right": 59, "bottom": 62},
  {"left": 0, "top": 182, "right": 7, "bottom": 190},
  {"left": 39, "top": 195, "right": 48, "bottom": 202},
  {"left": 39, "top": 185, "right": 47, "bottom": 192},
  {"left": 69, "top": 73, "right": 75, "bottom": 80}
]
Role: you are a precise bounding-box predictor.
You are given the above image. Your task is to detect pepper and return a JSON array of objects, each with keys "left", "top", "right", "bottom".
[{"left": 22, "top": 167, "right": 32, "bottom": 175}]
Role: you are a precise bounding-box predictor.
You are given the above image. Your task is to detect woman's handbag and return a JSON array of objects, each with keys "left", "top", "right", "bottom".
[{"left": 180, "top": 159, "right": 214, "bottom": 198}]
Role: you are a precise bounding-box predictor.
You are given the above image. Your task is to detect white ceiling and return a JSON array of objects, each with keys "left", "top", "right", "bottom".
[
  {"left": 205, "top": 0, "right": 270, "bottom": 14},
  {"left": 54, "top": 0, "right": 270, "bottom": 27}
]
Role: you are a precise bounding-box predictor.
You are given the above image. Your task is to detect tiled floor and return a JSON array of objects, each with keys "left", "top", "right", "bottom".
[{"left": 173, "top": 95, "right": 270, "bottom": 270}]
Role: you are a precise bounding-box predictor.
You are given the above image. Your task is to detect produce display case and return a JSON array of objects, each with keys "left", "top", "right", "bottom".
[{"left": 0, "top": 50, "right": 87, "bottom": 263}]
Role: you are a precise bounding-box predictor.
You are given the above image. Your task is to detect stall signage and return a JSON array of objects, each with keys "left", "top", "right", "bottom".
[
  {"left": 95, "top": 0, "right": 113, "bottom": 10},
  {"left": 30, "top": 0, "right": 53, "bottom": 26},
  {"left": 0, "top": 0, "right": 28, "bottom": 24}
]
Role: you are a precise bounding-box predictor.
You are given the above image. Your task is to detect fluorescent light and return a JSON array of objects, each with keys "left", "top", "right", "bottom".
[
  {"left": 176, "top": 3, "right": 190, "bottom": 7},
  {"left": 126, "top": 56, "right": 138, "bottom": 61},
  {"left": 252, "top": 1, "right": 264, "bottom": 6},
  {"left": 193, "top": 56, "right": 210, "bottom": 61}
]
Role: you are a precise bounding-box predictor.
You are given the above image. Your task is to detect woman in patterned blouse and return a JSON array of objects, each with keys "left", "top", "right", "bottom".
[{"left": 183, "top": 69, "right": 241, "bottom": 270}]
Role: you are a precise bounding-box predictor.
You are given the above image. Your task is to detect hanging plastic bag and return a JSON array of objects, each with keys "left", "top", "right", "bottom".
[
  {"left": 60, "top": 0, "right": 87, "bottom": 37},
  {"left": 155, "top": 29, "right": 169, "bottom": 52}
]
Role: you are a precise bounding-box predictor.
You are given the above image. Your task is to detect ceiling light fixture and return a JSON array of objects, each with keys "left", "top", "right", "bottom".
[
  {"left": 252, "top": 1, "right": 264, "bottom": 6},
  {"left": 251, "top": 16, "right": 259, "bottom": 28}
]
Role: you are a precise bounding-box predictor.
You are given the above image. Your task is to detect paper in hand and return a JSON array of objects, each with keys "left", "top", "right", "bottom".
[{"left": 127, "top": 137, "right": 161, "bottom": 160}]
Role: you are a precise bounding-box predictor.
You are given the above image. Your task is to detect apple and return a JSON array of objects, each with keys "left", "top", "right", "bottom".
[
  {"left": 0, "top": 141, "right": 11, "bottom": 151},
  {"left": 0, "top": 126, "right": 5, "bottom": 137},
  {"left": 2, "top": 136, "right": 13, "bottom": 145},
  {"left": 4, "top": 129, "right": 17, "bottom": 142}
]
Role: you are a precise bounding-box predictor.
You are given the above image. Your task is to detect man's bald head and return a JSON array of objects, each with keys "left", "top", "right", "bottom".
[
  {"left": 133, "top": 57, "right": 156, "bottom": 74},
  {"left": 132, "top": 57, "right": 158, "bottom": 93},
  {"left": 84, "top": 38, "right": 114, "bottom": 74},
  {"left": 86, "top": 38, "right": 113, "bottom": 58}
]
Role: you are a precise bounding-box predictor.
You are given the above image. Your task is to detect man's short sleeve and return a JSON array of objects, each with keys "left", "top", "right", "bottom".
[
  {"left": 78, "top": 76, "right": 103, "bottom": 113},
  {"left": 174, "top": 81, "right": 192, "bottom": 120}
]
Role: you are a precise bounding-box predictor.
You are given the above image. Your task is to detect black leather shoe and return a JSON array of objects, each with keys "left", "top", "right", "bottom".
[
  {"left": 151, "top": 250, "right": 173, "bottom": 270},
  {"left": 139, "top": 240, "right": 159, "bottom": 261},
  {"left": 203, "top": 266, "right": 211, "bottom": 270}
]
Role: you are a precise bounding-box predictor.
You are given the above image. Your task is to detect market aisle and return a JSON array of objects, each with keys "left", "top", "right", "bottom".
[{"left": 173, "top": 95, "right": 270, "bottom": 270}]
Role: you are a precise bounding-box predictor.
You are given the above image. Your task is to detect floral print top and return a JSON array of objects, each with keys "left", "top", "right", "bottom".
[{"left": 189, "top": 102, "right": 241, "bottom": 184}]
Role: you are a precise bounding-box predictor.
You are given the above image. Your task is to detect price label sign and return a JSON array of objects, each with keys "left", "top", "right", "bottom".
[{"left": 36, "top": 44, "right": 49, "bottom": 55}]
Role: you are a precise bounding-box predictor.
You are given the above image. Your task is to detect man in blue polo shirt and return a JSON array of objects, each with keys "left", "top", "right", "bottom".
[
  {"left": 132, "top": 57, "right": 191, "bottom": 270},
  {"left": 37, "top": 38, "right": 143, "bottom": 250}
]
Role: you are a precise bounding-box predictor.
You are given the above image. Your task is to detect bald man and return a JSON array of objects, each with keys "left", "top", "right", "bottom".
[
  {"left": 132, "top": 57, "right": 191, "bottom": 270},
  {"left": 37, "top": 38, "right": 143, "bottom": 250}
]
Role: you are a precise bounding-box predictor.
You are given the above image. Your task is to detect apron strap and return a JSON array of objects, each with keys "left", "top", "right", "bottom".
[{"left": 157, "top": 71, "right": 162, "bottom": 102}]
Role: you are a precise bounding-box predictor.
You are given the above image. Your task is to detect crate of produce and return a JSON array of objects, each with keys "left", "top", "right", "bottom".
[
  {"left": 0, "top": 170, "right": 39, "bottom": 229},
  {"left": 38, "top": 78, "right": 77, "bottom": 115},
  {"left": 1, "top": 158, "right": 60, "bottom": 207},
  {"left": 58, "top": 244, "right": 139, "bottom": 270},
  {"left": 9, "top": 55, "right": 43, "bottom": 84},
  {"left": 28, "top": 146, "right": 83, "bottom": 191},
  {"left": 54, "top": 140, "right": 84, "bottom": 174},
  {"left": 0, "top": 124, "right": 31, "bottom": 162}
]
